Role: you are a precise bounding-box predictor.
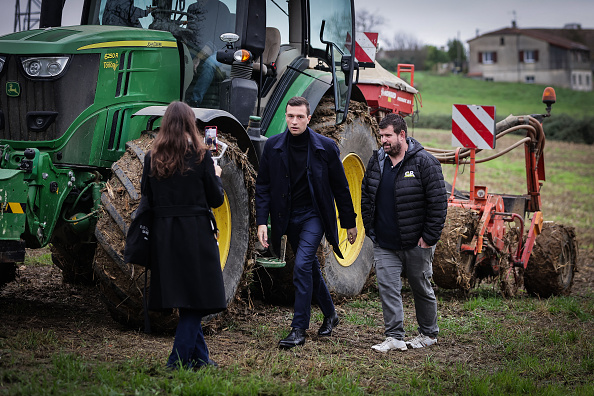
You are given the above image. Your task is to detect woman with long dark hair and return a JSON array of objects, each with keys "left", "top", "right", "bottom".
[{"left": 141, "top": 101, "right": 226, "bottom": 369}]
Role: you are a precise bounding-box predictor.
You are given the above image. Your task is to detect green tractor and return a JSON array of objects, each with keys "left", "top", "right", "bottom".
[{"left": 0, "top": 0, "right": 379, "bottom": 331}]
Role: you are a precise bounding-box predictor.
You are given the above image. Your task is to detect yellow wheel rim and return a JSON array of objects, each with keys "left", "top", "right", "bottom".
[
  {"left": 212, "top": 192, "right": 231, "bottom": 270},
  {"left": 335, "top": 153, "right": 365, "bottom": 267}
]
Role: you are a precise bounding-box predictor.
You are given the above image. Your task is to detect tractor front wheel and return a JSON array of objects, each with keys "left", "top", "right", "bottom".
[{"left": 50, "top": 224, "right": 96, "bottom": 285}]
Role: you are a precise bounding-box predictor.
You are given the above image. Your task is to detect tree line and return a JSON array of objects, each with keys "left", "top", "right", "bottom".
[{"left": 355, "top": 10, "right": 467, "bottom": 73}]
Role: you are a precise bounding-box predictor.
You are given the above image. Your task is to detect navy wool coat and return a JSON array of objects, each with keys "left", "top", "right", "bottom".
[
  {"left": 141, "top": 150, "right": 226, "bottom": 314},
  {"left": 255, "top": 127, "right": 356, "bottom": 258}
]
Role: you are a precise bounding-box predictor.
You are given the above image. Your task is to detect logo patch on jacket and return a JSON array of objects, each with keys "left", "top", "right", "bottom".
[{"left": 404, "top": 170, "right": 415, "bottom": 178}]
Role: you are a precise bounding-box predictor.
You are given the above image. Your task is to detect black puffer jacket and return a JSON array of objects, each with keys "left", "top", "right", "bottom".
[{"left": 361, "top": 137, "right": 447, "bottom": 249}]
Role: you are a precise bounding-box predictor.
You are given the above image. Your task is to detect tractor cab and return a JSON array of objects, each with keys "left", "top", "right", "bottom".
[{"left": 79, "top": 0, "right": 357, "bottom": 129}]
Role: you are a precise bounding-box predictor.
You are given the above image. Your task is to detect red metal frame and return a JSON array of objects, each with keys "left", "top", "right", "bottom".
[{"left": 448, "top": 139, "right": 544, "bottom": 270}]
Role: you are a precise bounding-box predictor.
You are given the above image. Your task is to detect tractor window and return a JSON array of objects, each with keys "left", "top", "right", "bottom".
[
  {"left": 308, "top": 0, "right": 354, "bottom": 123},
  {"left": 266, "top": 0, "right": 289, "bottom": 45},
  {"left": 86, "top": 0, "right": 238, "bottom": 110},
  {"left": 309, "top": 0, "right": 353, "bottom": 56}
]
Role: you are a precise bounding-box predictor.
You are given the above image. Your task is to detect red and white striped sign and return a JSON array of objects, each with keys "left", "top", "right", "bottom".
[
  {"left": 345, "top": 32, "right": 378, "bottom": 64},
  {"left": 452, "top": 104, "right": 496, "bottom": 149}
]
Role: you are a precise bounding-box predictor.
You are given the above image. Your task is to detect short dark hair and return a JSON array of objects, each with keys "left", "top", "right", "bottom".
[
  {"left": 286, "top": 96, "right": 310, "bottom": 116},
  {"left": 379, "top": 113, "right": 407, "bottom": 137}
]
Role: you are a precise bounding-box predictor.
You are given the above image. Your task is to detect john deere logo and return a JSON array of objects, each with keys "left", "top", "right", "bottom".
[{"left": 6, "top": 82, "right": 20, "bottom": 97}]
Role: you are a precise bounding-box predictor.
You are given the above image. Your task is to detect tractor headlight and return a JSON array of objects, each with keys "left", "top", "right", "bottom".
[
  {"left": 0, "top": 56, "right": 5, "bottom": 73},
  {"left": 21, "top": 56, "right": 70, "bottom": 78}
]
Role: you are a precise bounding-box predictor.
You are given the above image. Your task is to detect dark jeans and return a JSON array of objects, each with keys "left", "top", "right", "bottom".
[
  {"left": 167, "top": 308, "right": 209, "bottom": 369},
  {"left": 286, "top": 206, "right": 335, "bottom": 330}
]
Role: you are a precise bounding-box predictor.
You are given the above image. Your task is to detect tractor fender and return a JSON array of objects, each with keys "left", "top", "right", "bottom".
[
  {"left": 302, "top": 75, "right": 368, "bottom": 119},
  {"left": 132, "top": 106, "right": 259, "bottom": 170},
  {"left": 300, "top": 74, "right": 334, "bottom": 115}
]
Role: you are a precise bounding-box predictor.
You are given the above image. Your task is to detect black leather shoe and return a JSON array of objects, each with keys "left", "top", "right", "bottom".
[
  {"left": 318, "top": 311, "right": 339, "bottom": 336},
  {"left": 279, "top": 328, "right": 306, "bottom": 349}
]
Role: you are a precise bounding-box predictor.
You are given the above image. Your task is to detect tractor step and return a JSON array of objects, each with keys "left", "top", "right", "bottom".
[{"left": 255, "top": 257, "right": 286, "bottom": 268}]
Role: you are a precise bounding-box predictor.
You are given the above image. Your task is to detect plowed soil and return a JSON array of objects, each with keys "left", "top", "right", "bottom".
[{"left": 1, "top": 244, "right": 592, "bottom": 381}]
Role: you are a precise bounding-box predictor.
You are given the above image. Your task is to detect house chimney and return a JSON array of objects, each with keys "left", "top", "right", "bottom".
[{"left": 512, "top": 20, "right": 517, "bottom": 28}]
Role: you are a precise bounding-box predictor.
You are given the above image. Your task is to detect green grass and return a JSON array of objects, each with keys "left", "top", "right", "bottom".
[
  {"left": 413, "top": 72, "right": 594, "bottom": 117},
  {"left": 3, "top": 291, "right": 592, "bottom": 395},
  {"left": 23, "top": 251, "right": 53, "bottom": 266}
]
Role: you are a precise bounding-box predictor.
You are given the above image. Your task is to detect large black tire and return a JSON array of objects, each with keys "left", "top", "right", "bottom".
[
  {"left": 311, "top": 98, "right": 379, "bottom": 297},
  {"left": 93, "top": 133, "right": 252, "bottom": 332},
  {"left": 524, "top": 223, "right": 578, "bottom": 298},
  {"left": 0, "top": 262, "right": 17, "bottom": 290},
  {"left": 50, "top": 224, "right": 96, "bottom": 285}
]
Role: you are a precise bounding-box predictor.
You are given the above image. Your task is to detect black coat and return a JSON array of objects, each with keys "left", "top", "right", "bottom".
[
  {"left": 255, "top": 127, "right": 356, "bottom": 258},
  {"left": 142, "top": 150, "right": 226, "bottom": 314},
  {"left": 361, "top": 138, "right": 447, "bottom": 249}
]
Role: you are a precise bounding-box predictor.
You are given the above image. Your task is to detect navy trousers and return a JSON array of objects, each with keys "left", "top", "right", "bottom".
[
  {"left": 167, "top": 308, "right": 209, "bottom": 369},
  {"left": 286, "top": 206, "right": 336, "bottom": 330}
]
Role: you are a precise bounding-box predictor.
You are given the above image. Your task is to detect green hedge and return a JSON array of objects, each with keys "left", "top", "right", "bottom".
[{"left": 412, "top": 113, "right": 594, "bottom": 145}]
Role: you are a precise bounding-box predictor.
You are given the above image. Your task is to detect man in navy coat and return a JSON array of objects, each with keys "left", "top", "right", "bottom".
[{"left": 256, "top": 96, "right": 358, "bottom": 349}]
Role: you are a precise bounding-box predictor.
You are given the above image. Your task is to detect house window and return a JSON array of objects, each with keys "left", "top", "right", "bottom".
[
  {"left": 573, "top": 74, "right": 577, "bottom": 85},
  {"left": 480, "top": 51, "right": 497, "bottom": 64},
  {"left": 519, "top": 50, "right": 539, "bottom": 63},
  {"left": 500, "top": 37, "right": 505, "bottom": 45},
  {"left": 587, "top": 74, "right": 591, "bottom": 86},
  {"left": 525, "top": 76, "right": 535, "bottom": 84},
  {"left": 579, "top": 74, "right": 583, "bottom": 85}
]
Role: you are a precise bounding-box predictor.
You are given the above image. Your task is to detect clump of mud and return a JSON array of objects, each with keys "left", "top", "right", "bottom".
[
  {"left": 524, "top": 223, "right": 578, "bottom": 297},
  {"left": 433, "top": 206, "right": 479, "bottom": 290}
]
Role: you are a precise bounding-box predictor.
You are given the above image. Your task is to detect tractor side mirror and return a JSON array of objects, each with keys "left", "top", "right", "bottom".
[{"left": 216, "top": 33, "right": 239, "bottom": 65}]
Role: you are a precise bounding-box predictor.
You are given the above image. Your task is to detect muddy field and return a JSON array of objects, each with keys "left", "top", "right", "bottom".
[{"left": 1, "top": 244, "right": 592, "bottom": 384}]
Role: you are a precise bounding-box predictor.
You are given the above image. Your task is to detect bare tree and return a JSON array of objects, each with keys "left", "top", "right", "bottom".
[
  {"left": 355, "top": 9, "right": 384, "bottom": 32},
  {"left": 388, "top": 31, "right": 423, "bottom": 51}
]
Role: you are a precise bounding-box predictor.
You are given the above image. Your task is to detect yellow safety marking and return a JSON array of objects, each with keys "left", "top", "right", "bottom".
[
  {"left": 2, "top": 202, "right": 26, "bottom": 214},
  {"left": 77, "top": 40, "right": 177, "bottom": 51}
]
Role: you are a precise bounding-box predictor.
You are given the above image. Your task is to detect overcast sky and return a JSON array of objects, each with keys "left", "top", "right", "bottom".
[
  {"left": 1, "top": 0, "right": 593, "bottom": 48},
  {"left": 354, "top": 0, "right": 594, "bottom": 48}
]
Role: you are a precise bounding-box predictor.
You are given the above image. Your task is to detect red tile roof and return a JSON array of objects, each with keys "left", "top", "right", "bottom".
[{"left": 468, "top": 27, "right": 591, "bottom": 51}]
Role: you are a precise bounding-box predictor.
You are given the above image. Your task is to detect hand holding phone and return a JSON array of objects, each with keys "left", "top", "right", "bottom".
[{"left": 205, "top": 126, "right": 217, "bottom": 152}]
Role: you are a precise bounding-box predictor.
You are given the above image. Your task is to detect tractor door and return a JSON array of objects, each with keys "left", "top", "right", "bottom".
[{"left": 307, "top": 0, "right": 356, "bottom": 123}]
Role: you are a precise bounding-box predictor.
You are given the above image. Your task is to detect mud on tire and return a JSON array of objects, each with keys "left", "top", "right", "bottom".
[
  {"left": 433, "top": 206, "right": 479, "bottom": 290},
  {"left": 524, "top": 223, "right": 578, "bottom": 298},
  {"left": 312, "top": 98, "right": 379, "bottom": 297},
  {"left": 93, "top": 133, "right": 252, "bottom": 332}
]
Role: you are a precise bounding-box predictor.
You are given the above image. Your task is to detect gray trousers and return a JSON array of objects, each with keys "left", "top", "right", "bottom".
[{"left": 374, "top": 245, "right": 439, "bottom": 339}]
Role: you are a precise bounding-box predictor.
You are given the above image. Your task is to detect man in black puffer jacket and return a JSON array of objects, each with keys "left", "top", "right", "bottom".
[{"left": 361, "top": 113, "right": 447, "bottom": 352}]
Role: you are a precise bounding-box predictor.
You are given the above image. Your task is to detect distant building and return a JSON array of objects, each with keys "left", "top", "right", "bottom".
[{"left": 468, "top": 23, "right": 593, "bottom": 91}]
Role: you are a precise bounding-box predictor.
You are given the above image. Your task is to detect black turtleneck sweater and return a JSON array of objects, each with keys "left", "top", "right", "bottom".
[{"left": 288, "top": 129, "right": 312, "bottom": 209}]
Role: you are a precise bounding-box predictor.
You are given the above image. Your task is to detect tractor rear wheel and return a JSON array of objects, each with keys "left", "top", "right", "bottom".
[
  {"left": 93, "top": 134, "right": 252, "bottom": 332},
  {"left": 524, "top": 223, "right": 577, "bottom": 297},
  {"left": 433, "top": 206, "right": 479, "bottom": 291},
  {"left": 311, "top": 98, "right": 379, "bottom": 296}
]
